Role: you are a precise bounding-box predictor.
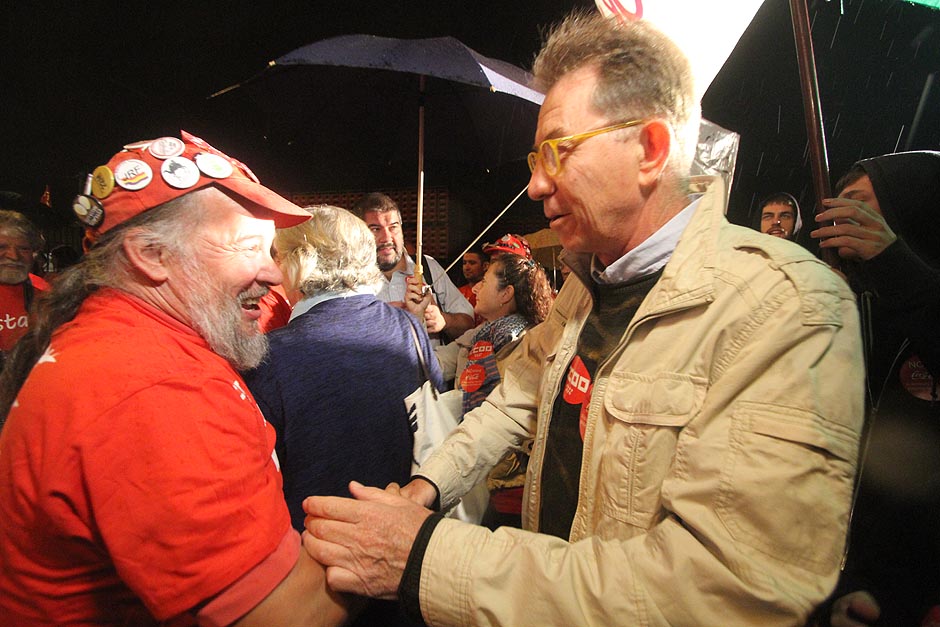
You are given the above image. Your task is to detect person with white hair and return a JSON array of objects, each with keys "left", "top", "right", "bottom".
[
  {"left": 0, "top": 132, "right": 350, "bottom": 626},
  {"left": 0, "top": 202, "right": 48, "bottom": 364}
]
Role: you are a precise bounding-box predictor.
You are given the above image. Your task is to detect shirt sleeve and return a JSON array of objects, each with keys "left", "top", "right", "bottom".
[
  {"left": 425, "top": 256, "right": 474, "bottom": 318},
  {"left": 195, "top": 526, "right": 300, "bottom": 626},
  {"left": 81, "top": 375, "right": 293, "bottom": 620}
]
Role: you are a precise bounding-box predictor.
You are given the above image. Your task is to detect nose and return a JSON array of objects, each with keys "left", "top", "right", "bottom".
[
  {"left": 258, "top": 253, "right": 284, "bottom": 287},
  {"left": 527, "top": 162, "right": 554, "bottom": 201},
  {"left": 472, "top": 282, "right": 481, "bottom": 295},
  {"left": 375, "top": 227, "right": 392, "bottom": 244}
]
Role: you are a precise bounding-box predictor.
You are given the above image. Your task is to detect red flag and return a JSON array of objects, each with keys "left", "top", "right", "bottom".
[{"left": 39, "top": 185, "right": 51, "bottom": 208}]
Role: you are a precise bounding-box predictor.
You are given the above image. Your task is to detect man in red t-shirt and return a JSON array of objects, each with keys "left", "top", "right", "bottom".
[
  {"left": 458, "top": 246, "right": 488, "bottom": 326},
  {"left": 0, "top": 132, "right": 350, "bottom": 627},
  {"left": 0, "top": 207, "right": 48, "bottom": 360}
]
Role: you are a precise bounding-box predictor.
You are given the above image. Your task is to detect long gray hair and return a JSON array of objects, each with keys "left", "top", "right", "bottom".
[{"left": 0, "top": 194, "right": 199, "bottom": 424}]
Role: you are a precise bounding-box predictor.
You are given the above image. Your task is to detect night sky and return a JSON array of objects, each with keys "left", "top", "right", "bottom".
[{"left": 3, "top": 0, "right": 939, "bottom": 256}]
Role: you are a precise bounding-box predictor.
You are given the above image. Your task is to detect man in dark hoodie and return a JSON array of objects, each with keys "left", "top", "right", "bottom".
[{"left": 812, "top": 151, "right": 940, "bottom": 627}]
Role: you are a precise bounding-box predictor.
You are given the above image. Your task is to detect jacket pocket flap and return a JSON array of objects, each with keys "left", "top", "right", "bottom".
[
  {"left": 736, "top": 401, "right": 857, "bottom": 462},
  {"left": 604, "top": 372, "right": 706, "bottom": 427}
]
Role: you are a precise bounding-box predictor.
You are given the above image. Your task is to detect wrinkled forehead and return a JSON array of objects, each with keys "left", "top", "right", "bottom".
[
  {"left": 195, "top": 190, "right": 277, "bottom": 239},
  {"left": 364, "top": 209, "right": 401, "bottom": 227}
]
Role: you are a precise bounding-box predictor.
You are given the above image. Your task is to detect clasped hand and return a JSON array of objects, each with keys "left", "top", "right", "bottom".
[{"left": 302, "top": 479, "right": 437, "bottom": 599}]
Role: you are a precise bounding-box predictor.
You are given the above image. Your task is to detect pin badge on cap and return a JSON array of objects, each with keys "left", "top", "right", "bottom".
[
  {"left": 123, "top": 140, "right": 152, "bottom": 151},
  {"left": 148, "top": 136, "right": 185, "bottom": 160},
  {"left": 161, "top": 156, "right": 201, "bottom": 189},
  {"left": 72, "top": 195, "right": 105, "bottom": 227},
  {"left": 114, "top": 159, "right": 153, "bottom": 191},
  {"left": 195, "top": 152, "right": 234, "bottom": 179},
  {"left": 91, "top": 165, "right": 115, "bottom": 199}
]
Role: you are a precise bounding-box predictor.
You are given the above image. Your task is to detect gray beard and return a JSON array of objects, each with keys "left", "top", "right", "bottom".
[
  {"left": 0, "top": 265, "right": 30, "bottom": 285},
  {"left": 377, "top": 245, "right": 402, "bottom": 273},
  {"left": 179, "top": 258, "right": 269, "bottom": 371}
]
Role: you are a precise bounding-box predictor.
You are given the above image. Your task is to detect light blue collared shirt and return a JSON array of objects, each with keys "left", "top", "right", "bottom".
[
  {"left": 592, "top": 194, "right": 703, "bottom": 284},
  {"left": 288, "top": 286, "right": 376, "bottom": 322}
]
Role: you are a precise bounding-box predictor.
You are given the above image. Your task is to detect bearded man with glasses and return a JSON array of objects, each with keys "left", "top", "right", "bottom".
[{"left": 303, "top": 11, "right": 865, "bottom": 626}]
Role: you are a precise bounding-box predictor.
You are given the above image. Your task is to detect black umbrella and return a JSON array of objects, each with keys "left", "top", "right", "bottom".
[{"left": 213, "top": 34, "right": 543, "bottom": 284}]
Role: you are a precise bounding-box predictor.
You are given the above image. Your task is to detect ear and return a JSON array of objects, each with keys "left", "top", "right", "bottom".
[
  {"left": 122, "top": 229, "right": 170, "bottom": 283},
  {"left": 502, "top": 284, "right": 515, "bottom": 305},
  {"left": 636, "top": 119, "right": 673, "bottom": 188}
]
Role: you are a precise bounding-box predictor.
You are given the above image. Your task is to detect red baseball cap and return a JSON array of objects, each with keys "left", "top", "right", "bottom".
[
  {"left": 483, "top": 233, "right": 533, "bottom": 259},
  {"left": 73, "top": 131, "right": 309, "bottom": 241}
]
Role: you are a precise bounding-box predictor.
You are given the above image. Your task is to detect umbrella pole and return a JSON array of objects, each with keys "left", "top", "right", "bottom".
[
  {"left": 443, "top": 184, "right": 531, "bottom": 274},
  {"left": 415, "top": 75, "right": 426, "bottom": 288},
  {"left": 789, "top": 0, "right": 841, "bottom": 271}
]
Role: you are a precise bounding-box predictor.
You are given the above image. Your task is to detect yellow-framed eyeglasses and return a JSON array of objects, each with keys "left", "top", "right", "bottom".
[{"left": 527, "top": 119, "right": 645, "bottom": 176}]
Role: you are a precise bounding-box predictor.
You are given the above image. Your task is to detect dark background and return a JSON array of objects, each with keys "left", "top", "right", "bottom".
[{"left": 2, "top": 0, "right": 939, "bottom": 261}]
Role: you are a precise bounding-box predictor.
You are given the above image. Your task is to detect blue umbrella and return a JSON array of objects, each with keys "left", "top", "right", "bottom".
[
  {"left": 215, "top": 34, "right": 544, "bottom": 282},
  {"left": 274, "top": 34, "right": 543, "bottom": 105}
]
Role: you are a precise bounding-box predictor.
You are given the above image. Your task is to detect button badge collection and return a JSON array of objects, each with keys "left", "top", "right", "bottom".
[{"left": 72, "top": 136, "right": 239, "bottom": 228}]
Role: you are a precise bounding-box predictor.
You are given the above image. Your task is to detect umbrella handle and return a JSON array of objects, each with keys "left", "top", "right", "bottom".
[
  {"left": 415, "top": 75, "right": 426, "bottom": 289},
  {"left": 789, "top": 0, "right": 841, "bottom": 271}
]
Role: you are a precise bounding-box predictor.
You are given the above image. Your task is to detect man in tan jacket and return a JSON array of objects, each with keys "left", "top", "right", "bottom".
[{"left": 303, "top": 11, "right": 864, "bottom": 626}]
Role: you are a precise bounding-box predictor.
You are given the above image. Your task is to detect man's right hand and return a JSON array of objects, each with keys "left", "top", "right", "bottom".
[
  {"left": 302, "top": 481, "right": 433, "bottom": 600},
  {"left": 403, "top": 276, "right": 432, "bottom": 322},
  {"left": 811, "top": 197, "right": 897, "bottom": 261}
]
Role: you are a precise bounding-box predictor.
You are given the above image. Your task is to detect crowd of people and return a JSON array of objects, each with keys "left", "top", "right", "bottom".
[{"left": 0, "top": 8, "right": 936, "bottom": 627}]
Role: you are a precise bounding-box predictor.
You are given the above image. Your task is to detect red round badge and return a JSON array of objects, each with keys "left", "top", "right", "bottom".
[
  {"left": 899, "top": 354, "right": 937, "bottom": 401},
  {"left": 460, "top": 364, "right": 487, "bottom": 393}
]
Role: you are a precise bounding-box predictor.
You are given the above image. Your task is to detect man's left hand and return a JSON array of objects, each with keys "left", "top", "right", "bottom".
[{"left": 303, "top": 481, "right": 433, "bottom": 600}]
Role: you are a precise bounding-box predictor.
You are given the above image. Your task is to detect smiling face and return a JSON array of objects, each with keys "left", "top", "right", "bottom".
[
  {"left": 760, "top": 202, "right": 797, "bottom": 239},
  {"left": 526, "top": 65, "right": 648, "bottom": 266},
  {"left": 167, "top": 189, "right": 283, "bottom": 369}
]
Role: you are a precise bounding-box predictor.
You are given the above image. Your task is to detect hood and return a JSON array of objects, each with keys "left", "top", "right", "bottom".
[{"left": 857, "top": 151, "right": 940, "bottom": 268}]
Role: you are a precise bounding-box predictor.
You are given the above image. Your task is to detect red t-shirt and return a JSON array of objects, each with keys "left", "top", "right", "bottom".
[
  {"left": 0, "top": 273, "right": 48, "bottom": 352},
  {"left": 0, "top": 289, "right": 296, "bottom": 626},
  {"left": 258, "top": 284, "right": 292, "bottom": 333},
  {"left": 459, "top": 282, "right": 485, "bottom": 326}
]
